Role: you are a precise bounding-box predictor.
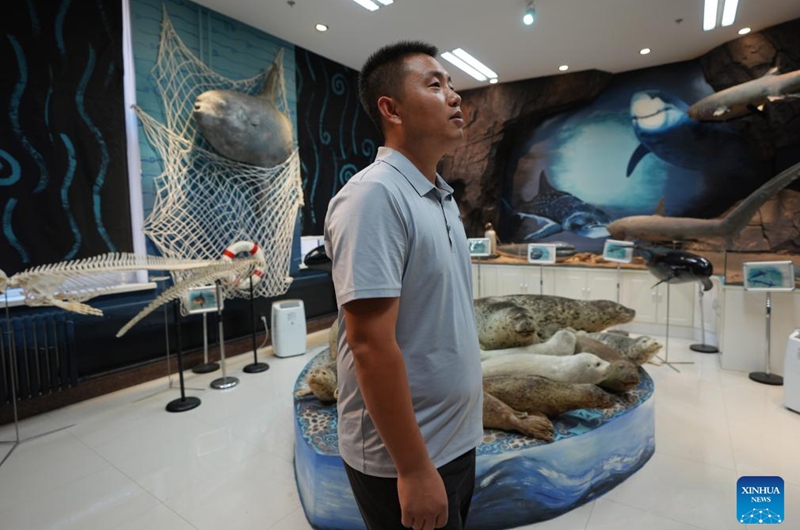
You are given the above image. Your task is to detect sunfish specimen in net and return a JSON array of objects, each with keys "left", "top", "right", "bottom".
[
  {"left": 193, "top": 49, "right": 293, "bottom": 168},
  {"left": 135, "top": 8, "right": 303, "bottom": 302}
]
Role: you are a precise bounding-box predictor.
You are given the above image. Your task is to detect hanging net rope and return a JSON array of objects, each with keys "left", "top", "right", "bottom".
[{"left": 135, "top": 8, "right": 302, "bottom": 303}]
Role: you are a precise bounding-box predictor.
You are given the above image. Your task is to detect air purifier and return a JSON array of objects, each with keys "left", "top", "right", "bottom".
[
  {"left": 784, "top": 330, "right": 800, "bottom": 413},
  {"left": 271, "top": 299, "right": 307, "bottom": 358}
]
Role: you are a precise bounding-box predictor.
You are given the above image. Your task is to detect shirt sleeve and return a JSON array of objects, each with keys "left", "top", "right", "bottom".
[{"left": 324, "top": 180, "right": 407, "bottom": 307}]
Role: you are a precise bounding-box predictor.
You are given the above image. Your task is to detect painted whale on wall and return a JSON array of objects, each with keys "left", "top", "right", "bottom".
[
  {"left": 193, "top": 49, "right": 294, "bottom": 168},
  {"left": 636, "top": 247, "right": 713, "bottom": 291},
  {"left": 627, "top": 90, "right": 761, "bottom": 178},
  {"left": 514, "top": 172, "right": 611, "bottom": 240}
]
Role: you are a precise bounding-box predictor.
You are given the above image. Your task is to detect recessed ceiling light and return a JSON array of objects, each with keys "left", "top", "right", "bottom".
[
  {"left": 523, "top": 1, "right": 535, "bottom": 26},
  {"left": 376, "top": 0, "right": 393, "bottom": 4},
  {"left": 738, "top": 27, "right": 751, "bottom": 35},
  {"left": 489, "top": 78, "right": 499, "bottom": 84},
  {"left": 350, "top": 0, "right": 379, "bottom": 11},
  {"left": 559, "top": 65, "right": 569, "bottom": 72},
  {"left": 315, "top": 23, "right": 328, "bottom": 32},
  {"left": 640, "top": 48, "right": 651, "bottom": 55}
]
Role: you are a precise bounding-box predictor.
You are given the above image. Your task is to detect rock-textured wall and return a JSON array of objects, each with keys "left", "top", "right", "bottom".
[{"left": 444, "top": 17, "right": 800, "bottom": 252}]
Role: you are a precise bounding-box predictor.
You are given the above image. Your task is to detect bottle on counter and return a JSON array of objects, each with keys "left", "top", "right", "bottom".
[{"left": 484, "top": 222, "right": 497, "bottom": 256}]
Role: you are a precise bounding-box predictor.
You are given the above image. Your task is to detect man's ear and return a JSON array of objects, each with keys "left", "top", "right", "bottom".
[{"left": 377, "top": 95, "right": 402, "bottom": 127}]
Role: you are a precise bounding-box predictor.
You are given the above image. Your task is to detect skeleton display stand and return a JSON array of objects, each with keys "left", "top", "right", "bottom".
[
  {"left": 165, "top": 299, "right": 201, "bottom": 412},
  {"left": 690, "top": 284, "right": 719, "bottom": 354},
  {"left": 1, "top": 293, "right": 74, "bottom": 468},
  {"left": 656, "top": 284, "right": 694, "bottom": 373},
  {"left": 211, "top": 282, "right": 239, "bottom": 390},
  {"left": 192, "top": 311, "right": 220, "bottom": 374},
  {"left": 243, "top": 277, "right": 269, "bottom": 374}
]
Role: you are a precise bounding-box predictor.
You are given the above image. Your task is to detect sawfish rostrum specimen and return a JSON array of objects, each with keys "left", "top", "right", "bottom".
[
  {"left": 636, "top": 247, "right": 713, "bottom": 291},
  {"left": 193, "top": 49, "right": 293, "bottom": 167},
  {"left": 515, "top": 172, "right": 611, "bottom": 240}
]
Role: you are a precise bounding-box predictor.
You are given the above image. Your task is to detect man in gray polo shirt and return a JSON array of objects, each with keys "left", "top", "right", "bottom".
[{"left": 324, "top": 42, "right": 483, "bottom": 530}]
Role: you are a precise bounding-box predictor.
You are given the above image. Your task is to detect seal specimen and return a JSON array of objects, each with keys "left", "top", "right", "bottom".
[
  {"left": 482, "top": 392, "right": 554, "bottom": 441},
  {"left": 482, "top": 352, "right": 610, "bottom": 385},
  {"left": 474, "top": 299, "right": 539, "bottom": 350},
  {"left": 586, "top": 332, "right": 662, "bottom": 365},
  {"left": 483, "top": 375, "right": 615, "bottom": 418},
  {"left": 475, "top": 295, "right": 635, "bottom": 348},
  {"left": 480, "top": 329, "right": 576, "bottom": 360}
]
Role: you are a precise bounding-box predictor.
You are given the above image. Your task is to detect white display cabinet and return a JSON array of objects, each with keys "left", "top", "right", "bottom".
[
  {"left": 494, "top": 265, "right": 556, "bottom": 297},
  {"left": 553, "top": 268, "right": 618, "bottom": 302},
  {"left": 472, "top": 262, "right": 498, "bottom": 299},
  {"left": 619, "top": 270, "right": 694, "bottom": 328}
]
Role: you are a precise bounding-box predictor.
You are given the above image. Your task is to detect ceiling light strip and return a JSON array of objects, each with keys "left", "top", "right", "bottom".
[
  {"left": 451, "top": 48, "right": 498, "bottom": 79},
  {"left": 440, "top": 52, "right": 487, "bottom": 82},
  {"left": 351, "top": 0, "right": 380, "bottom": 12},
  {"left": 376, "top": 0, "right": 394, "bottom": 4},
  {"left": 703, "top": 0, "right": 719, "bottom": 31},
  {"left": 721, "top": 0, "right": 739, "bottom": 26}
]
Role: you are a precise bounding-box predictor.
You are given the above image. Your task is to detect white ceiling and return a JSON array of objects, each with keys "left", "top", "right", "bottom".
[{"left": 190, "top": 0, "right": 800, "bottom": 91}]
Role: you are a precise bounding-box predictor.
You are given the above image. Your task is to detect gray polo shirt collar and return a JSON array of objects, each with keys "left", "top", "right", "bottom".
[{"left": 375, "top": 147, "right": 454, "bottom": 198}]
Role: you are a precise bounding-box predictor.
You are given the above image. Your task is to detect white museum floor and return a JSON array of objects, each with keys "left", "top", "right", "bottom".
[{"left": 0, "top": 329, "right": 798, "bottom": 530}]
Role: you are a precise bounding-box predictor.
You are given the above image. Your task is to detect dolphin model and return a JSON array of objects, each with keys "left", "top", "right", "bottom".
[
  {"left": 514, "top": 172, "right": 611, "bottom": 240},
  {"left": 635, "top": 247, "right": 714, "bottom": 291},
  {"left": 193, "top": 49, "right": 293, "bottom": 168},
  {"left": 688, "top": 68, "right": 800, "bottom": 122},
  {"left": 626, "top": 90, "right": 760, "bottom": 178}
]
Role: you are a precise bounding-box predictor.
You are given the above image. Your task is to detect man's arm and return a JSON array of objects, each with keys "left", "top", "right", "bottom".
[{"left": 343, "top": 297, "right": 448, "bottom": 530}]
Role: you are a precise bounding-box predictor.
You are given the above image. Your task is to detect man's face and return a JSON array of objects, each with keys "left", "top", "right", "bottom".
[{"left": 394, "top": 54, "right": 464, "bottom": 151}]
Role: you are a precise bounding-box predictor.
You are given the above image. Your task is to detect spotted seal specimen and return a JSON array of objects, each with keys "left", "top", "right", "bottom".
[
  {"left": 474, "top": 299, "right": 539, "bottom": 350},
  {"left": 482, "top": 352, "right": 610, "bottom": 385},
  {"left": 294, "top": 357, "right": 338, "bottom": 402},
  {"left": 483, "top": 375, "right": 615, "bottom": 418},
  {"left": 474, "top": 295, "right": 635, "bottom": 348},
  {"left": 585, "top": 332, "right": 662, "bottom": 365},
  {"left": 483, "top": 392, "right": 554, "bottom": 441},
  {"left": 480, "top": 329, "right": 576, "bottom": 360},
  {"left": 574, "top": 334, "right": 625, "bottom": 362},
  {"left": 598, "top": 360, "right": 641, "bottom": 393}
]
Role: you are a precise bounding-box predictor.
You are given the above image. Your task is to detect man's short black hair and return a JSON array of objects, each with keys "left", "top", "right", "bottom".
[{"left": 358, "top": 41, "right": 439, "bottom": 134}]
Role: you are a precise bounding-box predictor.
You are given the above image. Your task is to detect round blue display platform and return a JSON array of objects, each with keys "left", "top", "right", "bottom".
[{"left": 294, "top": 351, "right": 655, "bottom": 530}]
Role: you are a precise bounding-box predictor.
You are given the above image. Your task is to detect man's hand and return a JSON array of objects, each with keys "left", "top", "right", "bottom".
[{"left": 398, "top": 464, "right": 448, "bottom": 530}]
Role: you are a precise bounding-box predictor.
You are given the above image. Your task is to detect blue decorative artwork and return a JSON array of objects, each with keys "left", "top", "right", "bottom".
[{"left": 293, "top": 351, "right": 655, "bottom": 529}]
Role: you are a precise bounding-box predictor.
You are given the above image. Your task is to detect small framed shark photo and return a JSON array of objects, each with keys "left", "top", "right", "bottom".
[
  {"left": 603, "top": 239, "right": 635, "bottom": 264},
  {"left": 468, "top": 238, "right": 491, "bottom": 257},
  {"left": 743, "top": 261, "right": 796, "bottom": 292},
  {"left": 527, "top": 243, "right": 557, "bottom": 264},
  {"left": 182, "top": 285, "right": 222, "bottom": 314}
]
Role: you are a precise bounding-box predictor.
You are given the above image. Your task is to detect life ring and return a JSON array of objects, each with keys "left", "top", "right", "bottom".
[{"left": 221, "top": 240, "right": 266, "bottom": 290}]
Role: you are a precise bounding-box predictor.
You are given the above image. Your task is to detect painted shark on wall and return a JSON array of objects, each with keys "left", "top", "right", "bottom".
[
  {"left": 512, "top": 172, "right": 611, "bottom": 241},
  {"left": 627, "top": 90, "right": 762, "bottom": 179}
]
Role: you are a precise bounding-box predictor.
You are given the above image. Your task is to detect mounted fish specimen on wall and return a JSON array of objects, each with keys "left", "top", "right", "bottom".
[
  {"left": 193, "top": 49, "right": 294, "bottom": 168},
  {"left": 688, "top": 67, "right": 800, "bottom": 122}
]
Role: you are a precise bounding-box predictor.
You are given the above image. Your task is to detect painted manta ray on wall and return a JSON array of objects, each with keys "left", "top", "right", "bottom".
[{"left": 514, "top": 172, "right": 611, "bottom": 240}]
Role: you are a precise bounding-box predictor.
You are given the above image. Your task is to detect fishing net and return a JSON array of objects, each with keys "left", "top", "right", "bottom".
[{"left": 135, "top": 8, "right": 302, "bottom": 303}]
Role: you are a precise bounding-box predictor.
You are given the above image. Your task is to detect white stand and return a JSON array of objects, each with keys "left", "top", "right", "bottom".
[
  {"left": 476, "top": 257, "right": 482, "bottom": 298},
  {"left": 655, "top": 284, "right": 694, "bottom": 373},
  {"left": 210, "top": 281, "right": 239, "bottom": 390},
  {"left": 749, "top": 292, "right": 783, "bottom": 385},
  {"left": 616, "top": 264, "right": 621, "bottom": 304},
  {"left": 1, "top": 293, "right": 74, "bottom": 469}
]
